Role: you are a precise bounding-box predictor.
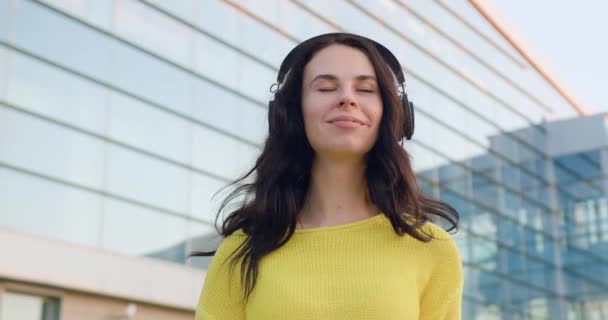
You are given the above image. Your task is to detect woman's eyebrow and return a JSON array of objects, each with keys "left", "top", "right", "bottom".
[
  {"left": 354, "top": 75, "right": 377, "bottom": 82},
  {"left": 310, "top": 74, "right": 377, "bottom": 86},
  {"left": 310, "top": 74, "right": 338, "bottom": 85}
]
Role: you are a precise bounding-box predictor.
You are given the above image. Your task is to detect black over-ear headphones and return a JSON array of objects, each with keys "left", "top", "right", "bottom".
[{"left": 268, "top": 32, "right": 415, "bottom": 140}]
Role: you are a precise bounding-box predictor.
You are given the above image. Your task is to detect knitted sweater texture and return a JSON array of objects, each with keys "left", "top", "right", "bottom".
[{"left": 195, "top": 213, "right": 463, "bottom": 319}]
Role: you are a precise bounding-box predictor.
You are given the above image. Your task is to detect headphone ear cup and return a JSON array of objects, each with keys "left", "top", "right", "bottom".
[{"left": 401, "top": 94, "right": 415, "bottom": 140}]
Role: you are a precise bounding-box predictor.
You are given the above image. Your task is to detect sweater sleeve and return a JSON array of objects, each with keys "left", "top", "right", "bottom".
[
  {"left": 419, "top": 235, "right": 464, "bottom": 320},
  {"left": 195, "top": 232, "right": 247, "bottom": 320}
]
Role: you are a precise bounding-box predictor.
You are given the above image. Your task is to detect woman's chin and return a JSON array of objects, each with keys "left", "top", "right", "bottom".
[{"left": 314, "top": 143, "right": 370, "bottom": 159}]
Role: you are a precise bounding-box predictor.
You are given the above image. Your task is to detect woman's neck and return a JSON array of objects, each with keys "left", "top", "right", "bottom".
[{"left": 297, "top": 155, "right": 380, "bottom": 229}]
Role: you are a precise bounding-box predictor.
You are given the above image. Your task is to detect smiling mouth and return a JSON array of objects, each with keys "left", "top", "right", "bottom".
[{"left": 329, "top": 120, "right": 366, "bottom": 128}]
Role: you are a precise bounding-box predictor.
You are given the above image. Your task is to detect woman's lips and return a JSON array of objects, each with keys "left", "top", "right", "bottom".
[{"left": 329, "top": 120, "right": 365, "bottom": 128}]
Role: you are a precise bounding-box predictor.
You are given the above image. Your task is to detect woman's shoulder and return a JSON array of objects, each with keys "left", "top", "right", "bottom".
[
  {"left": 213, "top": 229, "right": 248, "bottom": 258},
  {"left": 416, "top": 221, "right": 461, "bottom": 265},
  {"left": 230, "top": 228, "right": 249, "bottom": 238},
  {"left": 418, "top": 220, "right": 456, "bottom": 241}
]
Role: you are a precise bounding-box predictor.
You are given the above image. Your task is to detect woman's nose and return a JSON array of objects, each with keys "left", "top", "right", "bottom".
[{"left": 337, "top": 88, "right": 357, "bottom": 108}]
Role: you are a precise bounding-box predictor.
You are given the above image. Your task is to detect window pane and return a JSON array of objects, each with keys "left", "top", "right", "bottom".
[
  {"left": 111, "top": 40, "right": 194, "bottom": 116},
  {"left": 0, "top": 0, "right": 9, "bottom": 41},
  {"left": 193, "top": 32, "right": 275, "bottom": 103},
  {"left": 6, "top": 52, "right": 108, "bottom": 134},
  {"left": 415, "top": 111, "right": 480, "bottom": 161},
  {"left": 0, "top": 47, "right": 6, "bottom": 100},
  {"left": 108, "top": 92, "right": 191, "bottom": 163},
  {"left": 102, "top": 198, "right": 188, "bottom": 264},
  {"left": 186, "top": 221, "right": 222, "bottom": 270},
  {"left": 238, "top": 55, "right": 276, "bottom": 103},
  {"left": 234, "top": 5, "right": 291, "bottom": 67},
  {"left": 409, "top": 141, "right": 447, "bottom": 172},
  {"left": 41, "top": 0, "right": 113, "bottom": 30},
  {"left": 192, "top": 80, "right": 267, "bottom": 144},
  {"left": 190, "top": 172, "right": 229, "bottom": 223},
  {"left": 0, "top": 168, "right": 102, "bottom": 247},
  {"left": 105, "top": 144, "right": 189, "bottom": 214},
  {"left": 13, "top": 0, "right": 113, "bottom": 82},
  {"left": 1, "top": 291, "right": 60, "bottom": 320},
  {"left": 193, "top": 33, "right": 239, "bottom": 89},
  {"left": 114, "top": 0, "right": 194, "bottom": 68},
  {"left": 280, "top": 1, "right": 335, "bottom": 40},
  {"left": 144, "top": 0, "right": 197, "bottom": 23},
  {"left": 1, "top": 292, "right": 43, "bottom": 320},
  {"left": 0, "top": 106, "right": 105, "bottom": 189},
  {"left": 192, "top": 126, "right": 259, "bottom": 180},
  {"left": 197, "top": 0, "right": 239, "bottom": 44}
]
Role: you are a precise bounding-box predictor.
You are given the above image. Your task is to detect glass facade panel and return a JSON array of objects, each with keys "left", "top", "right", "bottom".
[
  {"left": 102, "top": 198, "right": 188, "bottom": 264},
  {"left": 111, "top": 40, "right": 194, "bottom": 116},
  {"left": 6, "top": 52, "right": 108, "bottom": 134},
  {"left": 114, "top": 0, "right": 194, "bottom": 68},
  {"left": 0, "top": 0, "right": 9, "bottom": 42},
  {"left": 105, "top": 144, "right": 190, "bottom": 214},
  {"left": 107, "top": 92, "right": 192, "bottom": 163},
  {"left": 41, "top": 0, "right": 113, "bottom": 30},
  {"left": 190, "top": 172, "right": 229, "bottom": 223},
  {"left": 12, "top": 0, "right": 113, "bottom": 83},
  {"left": 0, "top": 47, "right": 6, "bottom": 100},
  {"left": 279, "top": 1, "right": 336, "bottom": 40},
  {"left": 0, "top": 167, "right": 102, "bottom": 247},
  {"left": 143, "top": 0, "right": 197, "bottom": 24},
  {"left": 191, "top": 124, "right": 258, "bottom": 180},
  {"left": 0, "top": 106, "right": 105, "bottom": 189}
]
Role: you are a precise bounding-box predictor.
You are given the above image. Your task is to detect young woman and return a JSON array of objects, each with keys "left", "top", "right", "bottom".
[{"left": 194, "top": 32, "right": 463, "bottom": 319}]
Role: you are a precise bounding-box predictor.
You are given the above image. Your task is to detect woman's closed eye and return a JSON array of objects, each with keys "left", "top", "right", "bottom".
[{"left": 318, "top": 88, "right": 375, "bottom": 93}]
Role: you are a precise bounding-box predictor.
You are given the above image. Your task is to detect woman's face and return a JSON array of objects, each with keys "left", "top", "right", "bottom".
[{"left": 301, "top": 44, "right": 383, "bottom": 160}]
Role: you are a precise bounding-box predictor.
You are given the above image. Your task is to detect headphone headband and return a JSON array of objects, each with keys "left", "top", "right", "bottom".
[{"left": 276, "top": 33, "right": 405, "bottom": 86}]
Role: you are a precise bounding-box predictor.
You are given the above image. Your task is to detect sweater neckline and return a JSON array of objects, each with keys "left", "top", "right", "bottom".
[{"left": 294, "top": 213, "right": 386, "bottom": 234}]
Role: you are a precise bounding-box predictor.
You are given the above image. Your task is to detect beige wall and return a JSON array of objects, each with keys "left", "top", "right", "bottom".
[
  {"left": 0, "top": 281, "right": 194, "bottom": 320},
  {"left": 0, "top": 228, "right": 205, "bottom": 311},
  {"left": 61, "top": 290, "right": 193, "bottom": 320}
]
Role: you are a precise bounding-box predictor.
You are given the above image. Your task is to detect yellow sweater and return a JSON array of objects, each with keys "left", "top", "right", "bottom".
[{"left": 195, "top": 213, "right": 463, "bottom": 319}]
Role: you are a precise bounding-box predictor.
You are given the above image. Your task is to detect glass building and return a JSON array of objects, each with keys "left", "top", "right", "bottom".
[{"left": 0, "top": 0, "right": 606, "bottom": 319}]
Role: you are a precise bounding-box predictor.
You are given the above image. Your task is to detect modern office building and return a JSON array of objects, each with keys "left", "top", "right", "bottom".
[
  {"left": 0, "top": 0, "right": 605, "bottom": 319},
  {"left": 418, "top": 114, "right": 608, "bottom": 320}
]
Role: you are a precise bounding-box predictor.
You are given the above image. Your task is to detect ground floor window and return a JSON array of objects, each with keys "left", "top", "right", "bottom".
[{"left": 0, "top": 291, "right": 60, "bottom": 320}]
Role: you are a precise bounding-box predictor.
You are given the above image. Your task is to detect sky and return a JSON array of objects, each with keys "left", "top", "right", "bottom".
[{"left": 490, "top": 0, "right": 608, "bottom": 115}]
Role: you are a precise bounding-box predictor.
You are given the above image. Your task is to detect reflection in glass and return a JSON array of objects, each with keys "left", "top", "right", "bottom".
[
  {"left": 0, "top": 168, "right": 102, "bottom": 247},
  {"left": 0, "top": 106, "right": 105, "bottom": 189},
  {"left": 6, "top": 52, "right": 108, "bottom": 134},
  {"left": 192, "top": 125, "right": 259, "bottom": 180},
  {"left": 280, "top": 1, "right": 334, "bottom": 41},
  {"left": 114, "top": 0, "right": 194, "bottom": 68},
  {"left": 194, "top": 33, "right": 239, "bottom": 90},
  {"left": 192, "top": 80, "right": 267, "bottom": 144},
  {"left": 102, "top": 198, "right": 188, "bottom": 264},
  {"left": 0, "top": 47, "right": 6, "bottom": 99},
  {"left": 0, "top": 0, "right": 9, "bottom": 41},
  {"left": 111, "top": 41, "right": 194, "bottom": 115},
  {"left": 41, "top": 0, "right": 113, "bottom": 29},
  {"left": 105, "top": 144, "right": 190, "bottom": 214},
  {"left": 190, "top": 173, "right": 229, "bottom": 223},
  {"left": 13, "top": 0, "right": 113, "bottom": 82},
  {"left": 108, "top": 92, "right": 192, "bottom": 164},
  {"left": 186, "top": 222, "right": 222, "bottom": 270}
]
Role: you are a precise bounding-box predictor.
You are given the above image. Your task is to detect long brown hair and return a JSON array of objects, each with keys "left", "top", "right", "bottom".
[{"left": 191, "top": 33, "right": 459, "bottom": 301}]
